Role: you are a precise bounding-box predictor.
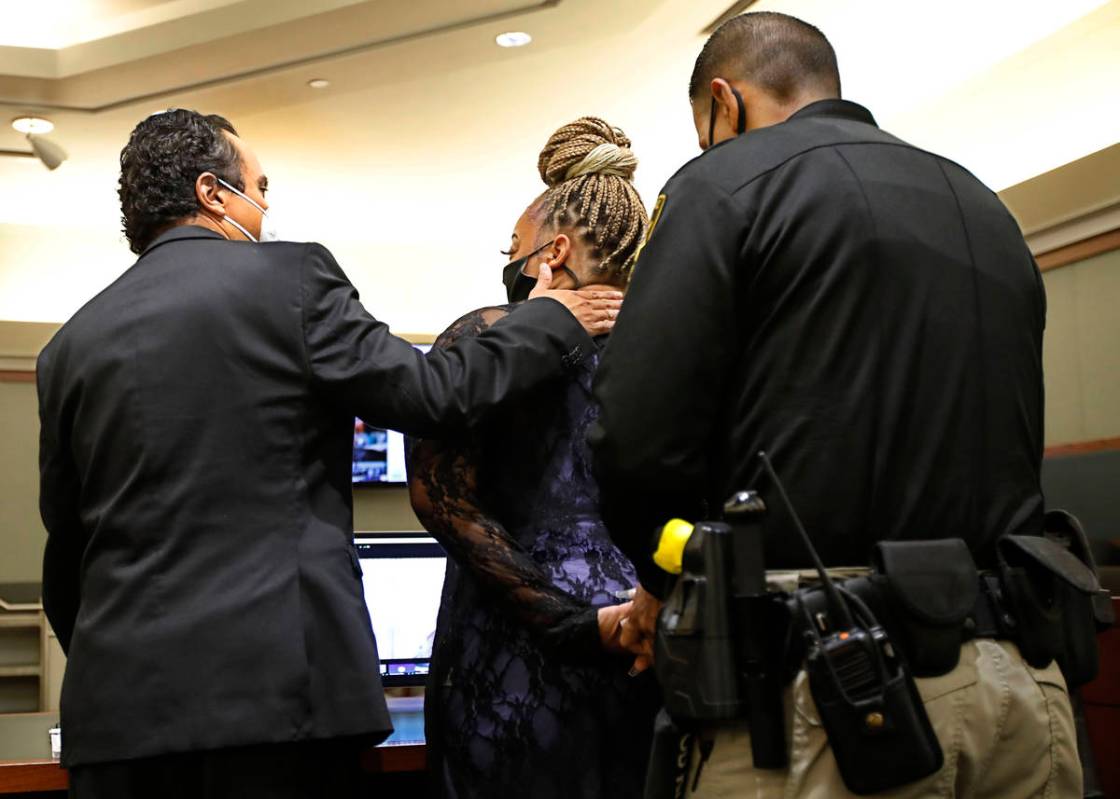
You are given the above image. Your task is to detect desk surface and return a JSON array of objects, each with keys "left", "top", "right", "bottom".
[{"left": 0, "top": 697, "right": 427, "bottom": 795}]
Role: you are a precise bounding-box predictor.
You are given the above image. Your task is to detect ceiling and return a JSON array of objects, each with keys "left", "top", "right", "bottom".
[
  {"left": 0, "top": 0, "right": 549, "bottom": 87},
  {"left": 0, "top": 0, "right": 367, "bottom": 61},
  {"left": 0, "top": 0, "right": 1117, "bottom": 328}
]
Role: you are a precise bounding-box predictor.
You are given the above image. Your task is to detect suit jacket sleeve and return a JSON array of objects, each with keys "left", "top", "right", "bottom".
[
  {"left": 406, "top": 307, "right": 603, "bottom": 664},
  {"left": 37, "top": 349, "right": 85, "bottom": 654},
  {"left": 300, "top": 243, "right": 591, "bottom": 437},
  {"left": 589, "top": 173, "right": 745, "bottom": 597}
]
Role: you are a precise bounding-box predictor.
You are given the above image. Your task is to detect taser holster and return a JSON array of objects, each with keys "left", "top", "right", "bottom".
[
  {"left": 654, "top": 504, "right": 791, "bottom": 771},
  {"left": 655, "top": 521, "right": 742, "bottom": 723}
]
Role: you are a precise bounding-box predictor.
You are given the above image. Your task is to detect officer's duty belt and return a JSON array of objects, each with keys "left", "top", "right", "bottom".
[
  {"left": 790, "top": 534, "right": 1106, "bottom": 684},
  {"left": 787, "top": 539, "right": 1018, "bottom": 679}
]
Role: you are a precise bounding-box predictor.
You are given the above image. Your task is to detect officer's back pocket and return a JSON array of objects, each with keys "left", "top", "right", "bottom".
[{"left": 1025, "top": 657, "right": 1082, "bottom": 798}]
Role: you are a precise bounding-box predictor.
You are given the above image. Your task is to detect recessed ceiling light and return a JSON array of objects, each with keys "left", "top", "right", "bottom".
[
  {"left": 495, "top": 31, "right": 532, "bottom": 48},
  {"left": 307, "top": 78, "right": 331, "bottom": 89},
  {"left": 11, "top": 116, "right": 53, "bottom": 135}
]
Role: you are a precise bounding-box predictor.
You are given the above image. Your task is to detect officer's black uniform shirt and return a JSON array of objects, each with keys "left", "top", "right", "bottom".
[{"left": 589, "top": 100, "right": 1046, "bottom": 594}]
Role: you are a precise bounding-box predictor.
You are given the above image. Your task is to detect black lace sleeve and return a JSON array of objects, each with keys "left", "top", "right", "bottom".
[{"left": 406, "top": 306, "right": 601, "bottom": 662}]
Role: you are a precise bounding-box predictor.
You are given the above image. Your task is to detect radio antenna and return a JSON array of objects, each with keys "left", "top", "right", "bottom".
[{"left": 757, "top": 451, "right": 853, "bottom": 629}]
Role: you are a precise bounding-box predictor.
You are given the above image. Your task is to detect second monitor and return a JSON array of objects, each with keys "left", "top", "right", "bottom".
[{"left": 355, "top": 531, "right": 446, "bottom": 687}]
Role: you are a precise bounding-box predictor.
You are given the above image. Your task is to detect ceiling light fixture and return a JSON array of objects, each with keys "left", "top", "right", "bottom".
[
  {"left": 495, "top": 31, "right": 532, "bottom": 48},
  {"left": 0, "top": 116, "right": 67, "bottom": 170},
  {"left": 11, "top": 116, "right": 54, "bottom": 135},
  {"left": 27, "top": 134, "right": 67, "bottom": 170},
  {"left": 307, "top": 78, "right": 330, "bottom": 89}
]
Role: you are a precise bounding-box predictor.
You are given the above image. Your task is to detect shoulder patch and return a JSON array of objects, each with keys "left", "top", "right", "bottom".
[{"left": 632, "top": 193, "right": 667, "bottom": 268}]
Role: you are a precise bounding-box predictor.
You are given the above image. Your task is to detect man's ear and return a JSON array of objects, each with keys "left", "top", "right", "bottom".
[
  {"left": 710, "top": 78, "right": 740, "bottom": 132},
  {"left": 544, "top": 234, "right": 572, "bottom": 268},
  {"left": 195, "top": 172, "right": 225, "bottom": 218}
]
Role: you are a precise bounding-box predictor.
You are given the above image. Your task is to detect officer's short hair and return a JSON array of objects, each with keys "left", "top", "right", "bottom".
[{"left": 689, "top": 12, "right": 841, "bottom": 103}]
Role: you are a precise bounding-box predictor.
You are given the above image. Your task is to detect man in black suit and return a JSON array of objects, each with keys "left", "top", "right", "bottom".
[{"left": 37, "top": 109, "right": 622, "bottom": 798}]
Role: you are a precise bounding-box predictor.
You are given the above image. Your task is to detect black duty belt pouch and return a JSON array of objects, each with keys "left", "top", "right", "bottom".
[
  {"left": 872, "top": 539, "right": 979, "bottom": 677},
  {"left": 998, "top": 525, "right": 1104, "bottom": 686},
  {"left": 1044, "top": 509, "right": 1117, "bottom": 632}
]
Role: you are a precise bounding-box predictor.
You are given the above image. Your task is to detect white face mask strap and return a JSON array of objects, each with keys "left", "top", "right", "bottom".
[
  {"left": 215, "top": 177, "right": 262, "bottom": 242},
  {"left": 216, "top": 177, "right": 265, "bottom": 214},
  {"left": 222, "top": 214, "right": 257, "bottom": 243}
]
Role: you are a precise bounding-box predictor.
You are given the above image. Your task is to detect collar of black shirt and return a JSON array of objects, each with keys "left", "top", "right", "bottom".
[{"left": 788, "top": 99, "right": 878, "bottom": 128}]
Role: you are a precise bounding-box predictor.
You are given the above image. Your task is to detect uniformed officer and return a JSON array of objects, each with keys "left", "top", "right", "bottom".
[{"left": 589, "top": 12, "right": 1082, "bottom": 797}]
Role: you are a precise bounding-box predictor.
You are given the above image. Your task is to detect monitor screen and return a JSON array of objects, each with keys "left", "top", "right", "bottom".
[
  {"left": 355, "top": 532, "right": 445, "bottom": 686},
  {"left": 352, "top": 343, "right": 432, "bottom": 486}
]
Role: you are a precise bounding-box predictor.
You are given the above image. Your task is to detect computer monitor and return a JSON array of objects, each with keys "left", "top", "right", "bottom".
[
  {"left": 355, "top": 532, "right": 446, "bottom": 687},
  {"left": 352, "top": 344, "right": 432, "bottom": 486}
]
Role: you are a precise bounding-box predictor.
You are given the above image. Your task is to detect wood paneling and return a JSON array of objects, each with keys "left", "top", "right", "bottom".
[
  {"left": 0, "top": 372, "right": 34, "bottom": 384},
  {"left": 1037, "top": 228, "right": 1120, "bottom": 272},
  {"left": 1044, "top": 436, "right": 1120, "bottom": 458}
]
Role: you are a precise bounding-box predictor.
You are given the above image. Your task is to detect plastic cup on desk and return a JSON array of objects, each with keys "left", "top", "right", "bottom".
[{"left": 49, "top": 724, "right": 61, "bottom": 760}]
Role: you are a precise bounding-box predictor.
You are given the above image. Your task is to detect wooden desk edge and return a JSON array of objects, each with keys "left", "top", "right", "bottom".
[
  {"left": 0, "top": 744, "right": 428, "bottom": 794},
  {"left": 0, "top": 760, "right": 67, "bottom": 794},
  {"left": 361, "top": 743, "right": 427, "bottom": 773}
]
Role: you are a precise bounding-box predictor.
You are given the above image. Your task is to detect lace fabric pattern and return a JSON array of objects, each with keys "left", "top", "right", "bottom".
[{"left": 406, "top": 305, "right": 659, "bottom": 799}]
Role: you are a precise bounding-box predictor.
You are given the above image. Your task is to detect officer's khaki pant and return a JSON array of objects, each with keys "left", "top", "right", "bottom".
[{"left": 686, "top": 640, "right": 1082, "bottom": 798}]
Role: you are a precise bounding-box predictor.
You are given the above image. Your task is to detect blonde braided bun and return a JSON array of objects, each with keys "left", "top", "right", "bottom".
[
  {"left": 565, "top": 142, "right": 638, "bottom": 181},
  {"left": 533, "top": 117, "right": 648, "bottom": 282}
]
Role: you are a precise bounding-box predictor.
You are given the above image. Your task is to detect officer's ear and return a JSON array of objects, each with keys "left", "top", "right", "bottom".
[
  {"left": 710, "top": 78, "right": 741, "bottom": 135},
  {"left": 543, "top": 234, "right": 571, "bottom": 269},
  {"left": 195, "top": 172, "right": 227, "bottom": 218}
]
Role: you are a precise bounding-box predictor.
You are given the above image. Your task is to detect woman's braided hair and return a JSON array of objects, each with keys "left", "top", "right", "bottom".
[{"left": 533, "top": 117, "right": 649, "bottom": 283}]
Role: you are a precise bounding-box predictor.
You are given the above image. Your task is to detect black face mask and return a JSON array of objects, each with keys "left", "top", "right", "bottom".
[
  {"left": 708, "top": 86, "right": 746, "bottom": 148},
  {"left": 500, "top": 239, "right": 582, "bottom": 303},
  {"left": 502, "top": 254, "right": 540, "bottom": 303}
]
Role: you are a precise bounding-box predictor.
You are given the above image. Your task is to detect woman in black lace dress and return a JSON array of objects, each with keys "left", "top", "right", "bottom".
[{"left": 406, "top": 117, "right": 660, "bottom": 799}]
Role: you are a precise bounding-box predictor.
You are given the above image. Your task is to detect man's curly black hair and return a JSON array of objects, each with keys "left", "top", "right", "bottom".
[{"left": 118, "top": 109, "right": 244, "bottom": 254}]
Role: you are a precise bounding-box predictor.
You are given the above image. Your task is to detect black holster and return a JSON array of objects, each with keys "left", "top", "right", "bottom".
[
  {"left": 643, "top": 709, "right": 695, "bottom": 799},
  {"left": 654, "top": 522, "right": 742, "bottom": 723},
  {"left": 997, "top": 510, "right": 1113, "bottom": 687},
  {"left": 653, "top": 514, "right": 793, "bottom": 776}
]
